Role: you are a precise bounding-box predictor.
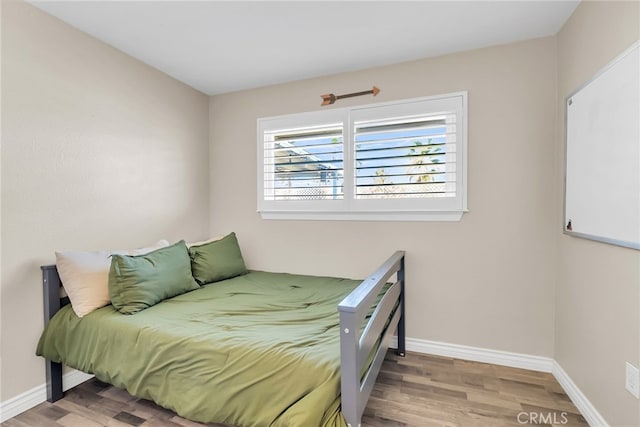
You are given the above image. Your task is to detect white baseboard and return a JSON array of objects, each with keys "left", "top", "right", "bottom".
[
  {"left": 552, "top": 361, "right": 609, "bottom": 427},
  {"left": 394, "top": 337, "right": 554, "bottom": 372},
  {"left": 0, "top": 369, "right": 94, "bottom": 422},
  {"left": 0, "top": 339, "right": 607, "bottom": 427}
]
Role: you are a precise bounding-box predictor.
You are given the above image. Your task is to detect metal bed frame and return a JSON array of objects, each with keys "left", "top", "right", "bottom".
[
  {"left": 338, "top": 251, "right": 406, "bottom": 426},
  {"left": 40, "top": 250, "right": 406, "bottom": 427}
]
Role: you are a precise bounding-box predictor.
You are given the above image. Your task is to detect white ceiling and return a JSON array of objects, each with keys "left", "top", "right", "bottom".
[{"left": 30, "top": 1, "right": 580, "bottom": 95}]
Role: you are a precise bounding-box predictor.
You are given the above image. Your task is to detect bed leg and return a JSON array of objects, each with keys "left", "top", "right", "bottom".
[
  {"left": 46, "top": 359, "right": 63, "bottom": 402},
  {"left": 397, "top": 316, "right": 406, "bottom": 357},
  {"left": 396, "top": 255, "right": 406, "bottom": 357}
]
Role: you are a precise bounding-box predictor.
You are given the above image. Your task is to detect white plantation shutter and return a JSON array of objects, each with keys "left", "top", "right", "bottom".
[
  {"left": 258, "top": 92, "right": 467, "bottom": 220},
  {"left": 263, "top": 124, "right": 344, "bottom": 201},
  {"left": 353, "top": 114, "right": 457, "bottom": 199},
  {"left": 349, "top": 95, "right": 466, "bottom": 214}
]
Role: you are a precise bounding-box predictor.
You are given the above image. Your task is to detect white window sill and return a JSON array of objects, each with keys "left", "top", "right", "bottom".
[{"left": 258, "top": 210, "right": 465, "bottom": 222}]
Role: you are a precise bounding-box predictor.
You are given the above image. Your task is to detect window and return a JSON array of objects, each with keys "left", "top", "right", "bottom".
[
  {"left": 258, "top": 92, "right": 467, "bottom": 221},
  {"left": 263, "top": 123, "right": 344, "bottom": 201}
]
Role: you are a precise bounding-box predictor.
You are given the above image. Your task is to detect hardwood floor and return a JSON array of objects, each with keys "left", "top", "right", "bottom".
[{"left": 2, "top": 351, "right": 587, "bottom": 427}]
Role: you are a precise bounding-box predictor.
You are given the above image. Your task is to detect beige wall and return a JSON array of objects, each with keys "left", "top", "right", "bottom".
[
  {"left": 1, "top": 0, "right": 210, "bottom": 401},
  {"left": 4, "top": 1, "right": 637, "bottom": 423},
  {"left": 556, "top": 2, "right": 640, "bottom": 426},
  {"left": 210, "top": 37, "right": 558, "bottom": 358}
]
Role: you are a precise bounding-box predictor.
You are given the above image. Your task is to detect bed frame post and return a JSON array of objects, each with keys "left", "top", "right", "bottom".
[
  {"left": 339, "top": 309, "right": 360, "bottom": 427},
  {"left": 396, "top": 255, "right": 406, "bottom": 357},
  {"left": 41, "top": 265, "right": 64, "bottom": 402}
]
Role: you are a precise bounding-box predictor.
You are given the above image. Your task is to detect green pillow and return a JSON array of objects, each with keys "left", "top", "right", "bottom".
[
  {"left": 188, "top": 232, "right": 248, "bottom": 285},
  {"left": 109, "top": 240, "right": 199, "bottom": 314}
]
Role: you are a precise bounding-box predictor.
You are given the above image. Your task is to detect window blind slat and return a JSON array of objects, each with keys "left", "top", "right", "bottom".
[
  {"left": 269, "top": 159, "right": 344, "bottom": 167},
  {"left": 355, "top": 141, "right": 447, "bottom": 153},
  {"left": 356, "top": 159, "right": 447, "bottom": 169},
  {"left": 354, "top": 119, "right": 446, "bottom": 135},
  {"left": 270, "top": 150, "right": 344, "bottom": 160}
]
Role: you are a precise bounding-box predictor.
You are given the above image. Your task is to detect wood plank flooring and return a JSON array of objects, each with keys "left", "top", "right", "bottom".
[{"left": 2, "top": 351, "right": 587, "bottom": 427}]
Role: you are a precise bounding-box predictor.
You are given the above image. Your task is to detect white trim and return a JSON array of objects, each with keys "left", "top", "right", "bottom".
[
  {"left": 63, "top": 370, "right": 94, "bottom": 393},
  {"left": 552, "top": 361, "right": 609, "bottom": 427},
  {"left": 259, "top": 210, "right": 464, "bottom": 222},
  {"left": 391, "top": 337, "right": 553, "bottom": 372},
  {"left": 0, "top": 369, "right": 93, "bottom": 422}
]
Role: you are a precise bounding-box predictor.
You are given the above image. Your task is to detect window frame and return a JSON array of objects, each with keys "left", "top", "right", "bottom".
[{"left": 257, "top": 91, "right": 468, "bottom": 221}]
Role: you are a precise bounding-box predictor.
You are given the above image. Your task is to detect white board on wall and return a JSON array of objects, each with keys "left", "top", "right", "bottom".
[{"left": 564, "top": 41, "right": 640, "bottom": 250}]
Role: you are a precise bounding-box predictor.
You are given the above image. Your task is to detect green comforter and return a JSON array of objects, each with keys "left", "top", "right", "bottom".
[{"left": 36, "top": 271, "right": 366, "bottom": 427}]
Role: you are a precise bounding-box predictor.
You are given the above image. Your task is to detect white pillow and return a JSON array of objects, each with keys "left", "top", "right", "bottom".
[
  {"left": 55, "top": 240, "right": 170, "bottom": 317},
  {"left": 186, "top": 235, "right": 225, "bottom": 248}
]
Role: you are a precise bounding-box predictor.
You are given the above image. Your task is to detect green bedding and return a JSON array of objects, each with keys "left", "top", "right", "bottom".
[{"left": 36, "top": 271, "right": 369, "bottom": 427}]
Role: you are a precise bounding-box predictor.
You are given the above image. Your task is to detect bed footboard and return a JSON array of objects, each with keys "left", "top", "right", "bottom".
[{"left": 338, "top": 251, "right": 406, "bottom": 427}]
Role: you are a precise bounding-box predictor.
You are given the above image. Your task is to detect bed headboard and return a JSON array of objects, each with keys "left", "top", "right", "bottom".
[{"left": 41, "top": 265, "right": 69, "bottom": 325}]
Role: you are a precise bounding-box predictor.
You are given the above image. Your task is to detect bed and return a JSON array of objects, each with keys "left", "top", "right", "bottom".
[{"left": 37, "top": 251, "right": 406, "bottom": 427}]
